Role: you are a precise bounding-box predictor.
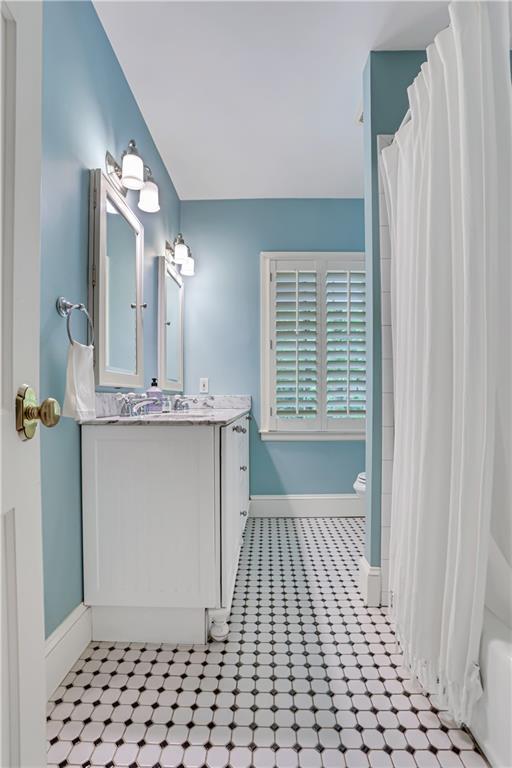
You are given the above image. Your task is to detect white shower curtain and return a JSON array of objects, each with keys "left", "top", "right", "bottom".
[{"left": 381, "top": 2, "right": 512, "bottom": 725}]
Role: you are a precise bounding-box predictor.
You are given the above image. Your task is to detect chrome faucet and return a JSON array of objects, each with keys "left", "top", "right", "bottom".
[
  {"left": 131, "top": 398, "right": 160, "bottom": 415},
  {"left": 173, "top": 397, "right": 189, "bottom": 411},
  {"left": 116, "top": 393, "right": 160, "bottom": 417}
]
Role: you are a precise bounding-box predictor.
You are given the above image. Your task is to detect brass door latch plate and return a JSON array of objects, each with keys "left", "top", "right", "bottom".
[{"left": 16, "top": 385, "right": 61, "bottom": 441}]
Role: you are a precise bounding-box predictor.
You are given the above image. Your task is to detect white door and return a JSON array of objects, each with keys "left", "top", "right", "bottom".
[{"left": 0, "top": 3, "right": 47, "bottom": 767}]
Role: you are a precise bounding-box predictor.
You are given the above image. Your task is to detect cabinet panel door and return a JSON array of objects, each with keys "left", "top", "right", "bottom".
[
  {"left": 239, "top": 417, "right": 250, "bottom": 535},
  {"left": 221, "top": 419, "right": 244, "bottom": 607},
  {"left": 82, "top": 426, "right": 217, "bottom": 608}
]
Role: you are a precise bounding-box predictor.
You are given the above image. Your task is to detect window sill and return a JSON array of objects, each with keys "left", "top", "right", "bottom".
[{"left": 259, "top": 430, "right": 365, "bottom": 442}]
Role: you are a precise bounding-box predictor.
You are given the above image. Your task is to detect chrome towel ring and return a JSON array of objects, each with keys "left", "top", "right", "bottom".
[{"left": 56, "top": 296, "right": 95, "bottom": 346}]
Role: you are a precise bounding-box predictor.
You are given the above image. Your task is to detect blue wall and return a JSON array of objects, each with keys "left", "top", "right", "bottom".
[
  {"left": 363, "top": 52, "right": 426, "bottom": 567},
  {"left": 41, "top": 3, "right": 367, "bottom": 636},
  {"left": 181, "top": 199, "right": 365, "bottom": 496},
  {"left": 41, "top": 0, "right": 181, "bottom": 636}
]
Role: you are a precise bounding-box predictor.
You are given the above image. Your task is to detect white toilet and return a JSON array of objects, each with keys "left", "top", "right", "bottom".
[{"left": 353, "top": 471, "right": 366, "bottom": 498}]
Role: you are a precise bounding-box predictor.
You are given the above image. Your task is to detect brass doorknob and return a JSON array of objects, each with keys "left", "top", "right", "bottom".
[
  {"left": 26, "top": 398, "right": 61, "bottom": 427},
  {"left": 16, "top": 385, "right": 61, "bottom": 440}
]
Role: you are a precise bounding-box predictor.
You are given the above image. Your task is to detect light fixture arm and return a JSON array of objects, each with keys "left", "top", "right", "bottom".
[
  {"left": 105, "top": 150, "right": 126, "bottom": 196},
  {"left": 125, "top": 139, "right": 138, "bottom": 154},
  {"left": 165, "top": 239, "right": 175, "bottom": 263}
]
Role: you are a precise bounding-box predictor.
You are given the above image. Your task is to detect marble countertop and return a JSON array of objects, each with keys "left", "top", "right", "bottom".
[{"left": 81, "top": 407, "right": 250, "bottom": 427}]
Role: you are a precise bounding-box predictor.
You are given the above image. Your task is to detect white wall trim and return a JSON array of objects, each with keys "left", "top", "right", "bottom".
[
  {"left": 359, "top": 556, "right": 381, "bottom": 607},
  {"left": 45, "top": 603, "right": 91, "bottom": 698},
  {"left": 250, "top": 494, "right": 364, "bottom": 518}
]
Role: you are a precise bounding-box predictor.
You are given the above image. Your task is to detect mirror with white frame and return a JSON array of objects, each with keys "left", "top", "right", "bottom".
[
  {"left": 158, "top": 257, "right": 184, "bottom": 392},
  {"left": 89, "top": 170, "right": 144, "bottom": 387}
]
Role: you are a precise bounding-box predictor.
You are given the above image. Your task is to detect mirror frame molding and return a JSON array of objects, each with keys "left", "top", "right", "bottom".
[
  {"left": 89, "top": 169, "right": 145, "bottom": 388},
  {"left": 158, "top": 256, "right": 184, "bottom": 392}
]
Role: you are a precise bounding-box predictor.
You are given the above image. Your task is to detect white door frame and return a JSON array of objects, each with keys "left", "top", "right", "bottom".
[{"left": 1, "top": 2, "right": 46, "bottom": 766}]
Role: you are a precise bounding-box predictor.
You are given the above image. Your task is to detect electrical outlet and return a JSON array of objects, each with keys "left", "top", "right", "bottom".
[{"left": 199, "top": 378, "right": 209, "bottom": 394}]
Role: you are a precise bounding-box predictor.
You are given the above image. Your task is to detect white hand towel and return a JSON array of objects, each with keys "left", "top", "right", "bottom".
[{"left": 62, "top": 342, "right": 96, "bottom": 421}]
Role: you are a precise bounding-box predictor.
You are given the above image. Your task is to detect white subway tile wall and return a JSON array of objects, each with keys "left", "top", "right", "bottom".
[
  {"left": 378, "top": 136, "right": 394, "bottom": 606},
  {"left": 382, "top": 360, "right": 394, "bottom": 396}
]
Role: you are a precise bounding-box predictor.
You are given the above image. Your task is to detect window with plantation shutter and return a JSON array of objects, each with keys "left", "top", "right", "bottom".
[{"left": 261, "top": 252, "right": 366, "bottom": 440}]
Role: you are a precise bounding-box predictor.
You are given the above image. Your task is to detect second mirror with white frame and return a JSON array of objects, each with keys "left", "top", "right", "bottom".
[{"left": 158, "top": 257, "right": 184, "bottom": 392}]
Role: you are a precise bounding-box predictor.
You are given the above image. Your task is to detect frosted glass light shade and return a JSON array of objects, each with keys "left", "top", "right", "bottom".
[
  {"left": 138, "top": 180, "right": 160, "bottom": 213},
  {"left": 181, "top": 255, "right": 195, "bottom": 276},
  {"left": 174, "top": 241, "right": 189, "bottom": 264},
  {"left": 121, "top": 151, "right": 144, "bottom": 190}
]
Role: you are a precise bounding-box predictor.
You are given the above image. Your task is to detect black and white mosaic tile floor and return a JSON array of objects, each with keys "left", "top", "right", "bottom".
[{"left": 47, "top": 517, "right": 487, "bottom": 768}]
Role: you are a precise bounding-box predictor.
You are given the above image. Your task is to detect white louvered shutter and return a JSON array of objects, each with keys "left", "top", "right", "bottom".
[
  {"left": 272, "top": 264, "right": 321, "bottom": 430},
  {"left": 325, "top": 269, "right": 366, "bottom": 427}
]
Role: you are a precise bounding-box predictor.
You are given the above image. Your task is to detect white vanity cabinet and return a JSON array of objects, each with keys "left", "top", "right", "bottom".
[{"left": 81, "top": 412, "right": 250, "bottom": 644}]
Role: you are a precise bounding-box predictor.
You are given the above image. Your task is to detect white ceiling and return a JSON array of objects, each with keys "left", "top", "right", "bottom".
[{"left": 94, "top": 1, "right": 452, "bottom": 200}]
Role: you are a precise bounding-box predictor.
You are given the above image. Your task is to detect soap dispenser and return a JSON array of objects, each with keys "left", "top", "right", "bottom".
[{"left": 147, "top": 378, "right": 163, "bottom": 413}]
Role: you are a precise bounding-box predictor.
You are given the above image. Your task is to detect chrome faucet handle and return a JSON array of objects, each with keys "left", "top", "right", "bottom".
[{"left": 116, "top": 393, "right": 131, "bottom": 416}]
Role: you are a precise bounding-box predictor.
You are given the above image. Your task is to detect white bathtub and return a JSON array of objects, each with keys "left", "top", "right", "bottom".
[{"left": 470, "top": 536, "right": 512, "bottom": 767}]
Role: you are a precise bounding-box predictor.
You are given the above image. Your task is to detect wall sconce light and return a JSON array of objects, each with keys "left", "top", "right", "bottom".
[
  {"left": 121, "top": 140, "right": 144, "bottom": 190},
  {"left": 105, "top": 140, "right": 160, "bottom": 214},
  {"left": 138, "top": 166, "right": 160, "bottom": 213},
  {"left": 164, "top": 235, "right": 195, "bottom": 277},
  {"left": 173, "top": 233, "right": 189, "bottom": 264}
]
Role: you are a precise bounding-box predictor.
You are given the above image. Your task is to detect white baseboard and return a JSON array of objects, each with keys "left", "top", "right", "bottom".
[
  {"left": 250, "top": 494, "right": 364, "bottom": 518},
  {"left": 359, "top": 556, "right": 381, "bottom": 607},
  {"left": 45, "top": 603, "right": 92, "bottom": 698},
  {"left": 91, "top": 606, "right": 208, "bottom": 645}
]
